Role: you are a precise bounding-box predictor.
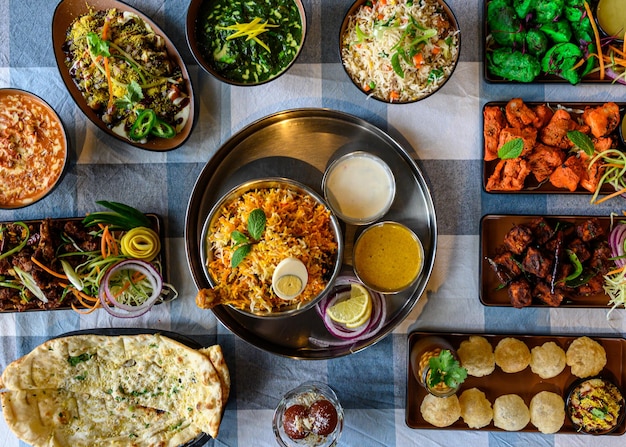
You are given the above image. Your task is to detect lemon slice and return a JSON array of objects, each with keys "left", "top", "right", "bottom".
[
  {"left": 327, "top": 283, "right": 371, "bottom": 325},
  {"left": 345, "top": 296, "right": 372, "bottom": 328}
]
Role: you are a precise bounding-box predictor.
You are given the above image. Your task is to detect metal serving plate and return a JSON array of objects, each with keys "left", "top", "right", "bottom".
[{"left": 185, "top": 108, "right": 437, "bottom": 359}]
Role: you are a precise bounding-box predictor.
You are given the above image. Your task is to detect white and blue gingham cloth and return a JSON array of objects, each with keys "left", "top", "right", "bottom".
[{"left": 0, "top": 1, "right": 624, "bottom": 446}]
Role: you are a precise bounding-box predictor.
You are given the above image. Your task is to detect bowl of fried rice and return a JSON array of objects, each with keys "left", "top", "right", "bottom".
[
  {"left": 340, "top": 0, "right": 460, "bottom": 104},
  {"left": 197, "top": 178, "right": 344, "bottom": 318}
]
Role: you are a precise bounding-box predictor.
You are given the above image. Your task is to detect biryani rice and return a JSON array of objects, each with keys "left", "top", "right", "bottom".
[
  {"left": 341, "top": 0, "right": 459, "bottom": 103},
  {"left": 206, "top": 187, "right": 338, "bottom": 313}
]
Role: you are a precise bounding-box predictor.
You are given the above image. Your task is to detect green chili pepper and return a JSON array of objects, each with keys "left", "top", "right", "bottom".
[
  {"left": 150, "top": 119, "right": 176, "bottom": 139},
  {"left": 565, "top": 249, "right": 583, "bottom": 281},
  {"left": 129, "top": 109, "right": 157, "bottom": 140}
]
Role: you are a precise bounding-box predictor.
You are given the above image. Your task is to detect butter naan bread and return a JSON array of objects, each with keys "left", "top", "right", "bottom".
[{"left": 0, "top": 333, "right": 229, "bottom": 446}]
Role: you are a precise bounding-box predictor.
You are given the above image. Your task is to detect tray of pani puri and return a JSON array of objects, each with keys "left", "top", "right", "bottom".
[
  {"left": 480, "top": 214, "right": 614, "bottom": 308},
  {"left": 482, "top": 100, "right": 626, "bottom": 194},
  {"left": 406, "top": 331, "right": 626, "bottom": 434}
]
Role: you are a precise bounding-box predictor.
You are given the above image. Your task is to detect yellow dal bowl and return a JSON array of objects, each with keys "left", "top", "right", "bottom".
[{"left": 353, "top": 221, "right": 424, "bottom": 293}]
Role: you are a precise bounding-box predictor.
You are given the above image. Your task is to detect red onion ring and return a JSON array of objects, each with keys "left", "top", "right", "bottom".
[
  {"left": 98, "top": 259, "right": 163, "bottom": 318},
  {"left": 609, "top": 223, "right": 626, "bottom": 269},
  {"left": 313, "top": 275, "right": 387, "bottom": 345}
]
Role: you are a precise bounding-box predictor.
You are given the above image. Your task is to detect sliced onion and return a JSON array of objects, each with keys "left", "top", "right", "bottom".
[
  {"left": 313, "top": 275, "right": 387, "bottom": 346},
  {"left": 604, "top": 68, "right": 626, "bottom": 85},
  {"left": 98, "top": 259, "right": 162, "bottom": 318},
  {"left": 609, "top": 223, "right": 626, "bottom": 269}
]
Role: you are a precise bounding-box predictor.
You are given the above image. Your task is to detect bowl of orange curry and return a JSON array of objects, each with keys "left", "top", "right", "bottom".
[{"left": 0, "top": 88, "right": 68, "bottom": 209}]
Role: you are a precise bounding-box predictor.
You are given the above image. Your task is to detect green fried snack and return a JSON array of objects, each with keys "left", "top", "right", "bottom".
[
  {"left": 534, "top": 0, "right": 564, "bottom": 24},
  {"left": 570, "top": 14, "right": 594, "bottom": 43},
  {"left": 488, "top": 1, "right": 526, "bottom": 47},
  {"left": 541, "top": 42, "right": 583, "bottom": 84},
  {"left": 488, "top": 48, "right": 541, "bottom": 82},
  {"left": 540, "top": 20, "right": 573, "bottom": 43},
  {"left": 513, "top": 0, "right": 536, "bottom": 19},
  {"left": 526, "top": 29, "right": 548, "bottom": 56},
  {"left": 564, "top": 0, "right": 586, "bottom": 23}
]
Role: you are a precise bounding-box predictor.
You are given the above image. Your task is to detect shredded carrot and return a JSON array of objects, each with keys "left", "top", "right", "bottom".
[
  {"left": 389, "top": 90, "right": 400, "bottom": 101},
  {"left": 609, "top": 45, "right": 626, "bottom": 58},
  {"left": 100, "top": 19, "right": 115, "bottom": 111},
  {"left": 595, "top": 186, "right": 626, "bottom": 204},
  {"left": 113, "top": 272, "right": 147, "bottom": 298},
  {"left": 71, "top": 300, "right": 100, "bottom": 314},
  {"left": 584, "top": 1, "right": 604, "bottom": 79},
  {"left": 31, "top": 257, "right": 68, "bottom": 279},
  {"left": 607, "top": 265, "right": 626, "bottom": 276},
  {"left": 431, "top": 46, "right": 440, "bottom": 55},
  {"left": 572, "top": 57, "right": 587, "bottom": 70},
  {"left": 59, "top": 282, "right": 99, "bottom": 303},
  {"left": 413, "top": 53, "right": 424, "bottom": 66},
  {"left": 100, "top": 225, "right": 118, "bottom": 258}
]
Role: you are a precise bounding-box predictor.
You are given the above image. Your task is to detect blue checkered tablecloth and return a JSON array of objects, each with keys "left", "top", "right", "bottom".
[{"left": 0, "top": 1, "right": 625, "bottom": 446}]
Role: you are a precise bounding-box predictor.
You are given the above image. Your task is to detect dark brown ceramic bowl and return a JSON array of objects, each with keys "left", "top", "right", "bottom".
[
  {"left": 186, "top": 0, "right": 307, "bottom": 86},
  {"left": 0, "top": 88, "right": 68, "bottom": 209},
  {"left": 566, "top": 377, "right": 626, "bottom": 435},
  {"left": 339, "top": 0, "right": 460, "bottom": 104},
  {"left": 51, "top": 0, "right": 195, "bottom": 151}
]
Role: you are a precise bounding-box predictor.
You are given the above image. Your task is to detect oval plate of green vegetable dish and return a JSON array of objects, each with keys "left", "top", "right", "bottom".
[
  {"left": 484, "top": 0, "right": 626, "bottom": 84},
  {"left": 186, "top": 0, "right": 306, "bottom": 86},
  {"left": 52, "top": 0, "right": 195, "bottom": 151}
]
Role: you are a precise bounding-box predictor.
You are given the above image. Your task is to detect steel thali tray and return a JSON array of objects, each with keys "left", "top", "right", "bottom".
[{"left": 185, "top": 108, "right": 437, "bottom": 359}]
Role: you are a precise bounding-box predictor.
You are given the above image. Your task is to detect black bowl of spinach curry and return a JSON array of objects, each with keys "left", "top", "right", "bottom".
[{"left": 187, "top": 0, "right": 306, "bottom": 85}]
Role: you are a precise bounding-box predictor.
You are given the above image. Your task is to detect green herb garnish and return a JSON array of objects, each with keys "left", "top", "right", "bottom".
[
  {"left": 567, "top": 130, "right": 595, "bottom": 156},
  {"left": 115, "top": 81, "right": 144, "bottom": 111},
  {"left": 86, "top": 31, "right": 110, "bottom": 58},
  {"left": 498, "top": 138, "right": 524, "bottom": 159},
  {"left": 427, "top": 349, "right": 467, "bottom": 389},
  {"left": 230, "top": 208, "right": 266, "bottom": 267},
  {"left": 68, "top": 353, "right": 92, "bottom": 366},
  {"left": 591, "top": 407, "right": 608, "bottom": 419}
]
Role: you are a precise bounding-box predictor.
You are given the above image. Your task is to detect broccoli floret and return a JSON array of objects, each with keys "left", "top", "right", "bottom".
[
  {"left": 564, "top": 0, "right": 585, "bottom": 22},
  {"left": 526, "top": 29, "right": 548, "bottom": 56},
  {"left": 513, "top": 0, "right": 536, "bottom": 19},
  {"left": 540, "top": 20, "right": 573, "bottom": 43},
  {"left": 541, "top": 42, "right": 583, "bottom": 84},
  {"left": 488, "top": 1, "right": 526, "bottom": 48},
  {"left": 488, "top": 47, "right": 541, "bottom": 82},
  {"left": 533, "top": 0, "right": 564, "bottom": 24}
]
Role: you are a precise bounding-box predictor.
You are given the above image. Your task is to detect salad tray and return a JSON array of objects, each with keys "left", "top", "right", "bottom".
[{"left": 0, "top": 213, "right": 164, "bottom": 313}]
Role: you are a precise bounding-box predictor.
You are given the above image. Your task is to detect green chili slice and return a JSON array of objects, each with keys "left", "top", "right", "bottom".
[
  {"left": 0, "top": 222, "right": 29, "bottom": 262},
  {"left": 129, "top": 109, "right": 157, "bottom": 140},
  {"left": 150, "top": 119, "right": 176, "bottom": 139}
]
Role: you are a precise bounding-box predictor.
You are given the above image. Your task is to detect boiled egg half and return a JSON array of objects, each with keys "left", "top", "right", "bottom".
[{"left": 272, "top": 257, "right": 308, "bottom": 300}]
